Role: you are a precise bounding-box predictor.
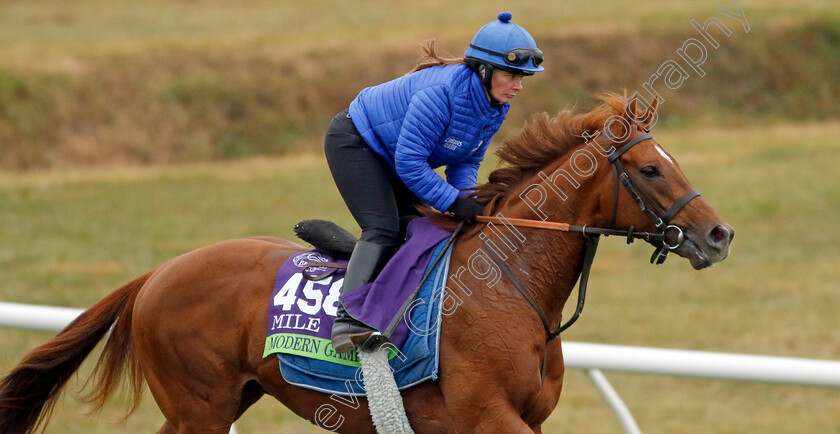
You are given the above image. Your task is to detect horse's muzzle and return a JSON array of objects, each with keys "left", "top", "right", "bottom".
[{"left": 675, "top": 222, "right": 734, "bottom": 269}]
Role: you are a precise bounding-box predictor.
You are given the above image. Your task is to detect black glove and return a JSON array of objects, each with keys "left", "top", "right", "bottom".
[{"left": 448, "top": 197, "right": 482, "bottom": 224}]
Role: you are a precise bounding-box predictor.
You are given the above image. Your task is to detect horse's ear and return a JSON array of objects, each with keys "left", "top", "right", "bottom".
[
  {"left": 650, "top": 97, "right": 660, "bottom": 114},
  {"left": 624, "top": 97, "right": 638, "bottom": 122},
  {"left": 640, "top": 97, "right": 660, "bottom": 130}
]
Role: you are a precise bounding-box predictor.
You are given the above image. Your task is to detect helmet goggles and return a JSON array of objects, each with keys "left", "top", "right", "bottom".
[{"left": 468, "top": 44, "right": 543, "bottom": 68}]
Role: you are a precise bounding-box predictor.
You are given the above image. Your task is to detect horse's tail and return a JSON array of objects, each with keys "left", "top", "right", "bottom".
[{"left": 0, "top": 271, "right": 153, "bottom": 434}]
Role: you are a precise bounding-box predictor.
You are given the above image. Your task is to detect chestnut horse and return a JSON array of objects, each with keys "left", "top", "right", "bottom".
[{"left": 0, "top": 94, "right": 733, "bottom": 433}]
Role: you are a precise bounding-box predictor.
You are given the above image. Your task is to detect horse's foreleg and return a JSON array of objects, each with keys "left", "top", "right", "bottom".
[
  {"left": 438, "top": 353, "right": 543, "bottom": 433},
  {"left": 156, "top": 421, "right": 177, "bottom": 434},
  {"left": 447, "top": 400, "right": 537, "bottom": 434}
]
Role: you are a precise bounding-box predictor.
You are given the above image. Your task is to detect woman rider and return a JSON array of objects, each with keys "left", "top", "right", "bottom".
[{"left": 325, "top": 12, "right": 544, "bottom": 353}]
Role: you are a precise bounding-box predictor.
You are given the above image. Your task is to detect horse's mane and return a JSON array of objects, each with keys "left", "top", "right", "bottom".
[
  {"left": 474, "top": 92, "right": 632, "bottom": 212},
  {"left": 423, "top": 92, "right": 638, "bottom": 230}
]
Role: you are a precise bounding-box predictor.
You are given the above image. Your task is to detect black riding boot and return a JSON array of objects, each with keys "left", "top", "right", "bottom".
[{"left": 330, "top": 240, "right": 393, "bottom": 353}]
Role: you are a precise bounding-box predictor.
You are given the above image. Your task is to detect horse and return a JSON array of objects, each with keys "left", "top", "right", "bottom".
[{"left": 0, "top": 94, "right": 733, "bottom": 433}]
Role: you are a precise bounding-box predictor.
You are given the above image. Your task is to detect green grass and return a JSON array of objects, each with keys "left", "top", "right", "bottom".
[{"left": 1, "top": 119, "right": 839, "bottom": 432}]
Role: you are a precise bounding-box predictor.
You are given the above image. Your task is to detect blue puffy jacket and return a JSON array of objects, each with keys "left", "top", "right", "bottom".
[{"left": 349, "top": 64, "right": 509, "bottom": 211}]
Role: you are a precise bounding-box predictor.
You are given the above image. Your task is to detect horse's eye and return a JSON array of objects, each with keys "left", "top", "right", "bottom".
[{"left": 640, "top": 165, "right": 660, "bottom": 178}]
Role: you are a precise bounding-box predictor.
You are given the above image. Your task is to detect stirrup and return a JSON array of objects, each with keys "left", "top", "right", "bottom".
[
  {"left": 358, "top": 331, "right": 390, "bottom": 352},
  {"left": 331, "top": 321, "right": 390, "bottom": 354},
  {"left": 331, "top": 316, "right": 378, "bottom": 353}
]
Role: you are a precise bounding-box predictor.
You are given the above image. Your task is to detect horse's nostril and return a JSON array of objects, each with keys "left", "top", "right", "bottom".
[{"left": 709, "top": 225, "right": 730, "bottom": 246}]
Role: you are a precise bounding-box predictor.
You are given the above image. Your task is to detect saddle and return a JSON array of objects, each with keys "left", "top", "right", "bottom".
[
  {"left": 265, "top": 217, "right": 454, "bottom": 396},
  {"left": 293, "top": 219, "right": 357, "bottom": 260},
  {"left": 293, "top": 215, "right": 421, "bottom": 260}
]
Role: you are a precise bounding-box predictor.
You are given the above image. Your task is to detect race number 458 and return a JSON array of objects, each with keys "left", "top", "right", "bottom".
[{"left": 273, "top": 274, "right": 343, "bottom": 317}]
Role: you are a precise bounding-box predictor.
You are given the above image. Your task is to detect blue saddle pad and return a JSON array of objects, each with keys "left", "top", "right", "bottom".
[{"left": 276, "top": 238, "right": 452, "bottom": 396}]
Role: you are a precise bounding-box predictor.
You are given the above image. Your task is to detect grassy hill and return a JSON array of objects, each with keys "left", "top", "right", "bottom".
[{"left": 1, "top": 0, "right": 838, "bottom": 169}]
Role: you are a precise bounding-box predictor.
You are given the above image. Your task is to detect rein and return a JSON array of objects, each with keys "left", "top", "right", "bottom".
[{"left": 474, "top": 215, "right": 666, "bottom": 343}]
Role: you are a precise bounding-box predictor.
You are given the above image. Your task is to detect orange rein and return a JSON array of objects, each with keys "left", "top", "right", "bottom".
[
  {"left": 474, "top": 215, "right": 665, "bottom": 244},
  {"left": 475, "top": 215, "right": 572, "bottom": 231}
]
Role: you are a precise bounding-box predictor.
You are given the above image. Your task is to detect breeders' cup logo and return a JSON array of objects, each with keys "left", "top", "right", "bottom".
[
  {"left": 443, "top": 137, "right": 463, "bottom": 150},
  {"left": 293, "top": 252, "right": 329, "bottom": 272}
]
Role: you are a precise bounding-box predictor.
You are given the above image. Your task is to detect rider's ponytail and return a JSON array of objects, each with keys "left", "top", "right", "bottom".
[{"left": 407, "top": 39, "right": 465, "bottom": 74}]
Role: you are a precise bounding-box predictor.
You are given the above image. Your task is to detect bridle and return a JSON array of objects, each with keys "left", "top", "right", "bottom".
[
  {"left": 476, "top": 128, "right": 701, "bottom": 349},
  {"left": 605, "top": 129, "right": 701, "bottom": 264}
]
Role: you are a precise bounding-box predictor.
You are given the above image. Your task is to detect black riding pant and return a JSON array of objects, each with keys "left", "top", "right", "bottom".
[{"left": 324, "top": 109, "right": 422, "bottom": 247}]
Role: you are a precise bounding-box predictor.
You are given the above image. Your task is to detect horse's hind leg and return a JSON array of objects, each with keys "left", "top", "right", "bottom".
[
  {"left": 135, "top": 319, "right": 267, "bottom": 432},
  {"left": 142, "top": 363, "right": 243, "bottom": 433},
  {"left": 134, "top": 310, "right": 250, "bottom": 432},
  {"left": 130, "top": 238, "right": 292, "bottom": 432}
]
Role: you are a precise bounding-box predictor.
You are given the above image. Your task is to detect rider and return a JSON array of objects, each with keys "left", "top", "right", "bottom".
[{"left": 325, "top": 11, "right": 544, "bottom": 353}]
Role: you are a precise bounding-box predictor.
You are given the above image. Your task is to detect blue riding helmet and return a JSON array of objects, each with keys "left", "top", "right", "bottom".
[{"left": 464, "top": 11, "right": 544, "bottom": 75}]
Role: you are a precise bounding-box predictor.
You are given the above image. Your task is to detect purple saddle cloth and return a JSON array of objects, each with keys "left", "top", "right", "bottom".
[{"left": 263, "top": 218, "right": 454, "bottom": 395}]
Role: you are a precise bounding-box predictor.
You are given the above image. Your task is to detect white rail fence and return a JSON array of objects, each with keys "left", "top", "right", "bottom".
[{"left": 3, "top": 301, "right": 840, "bottom": 433}]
